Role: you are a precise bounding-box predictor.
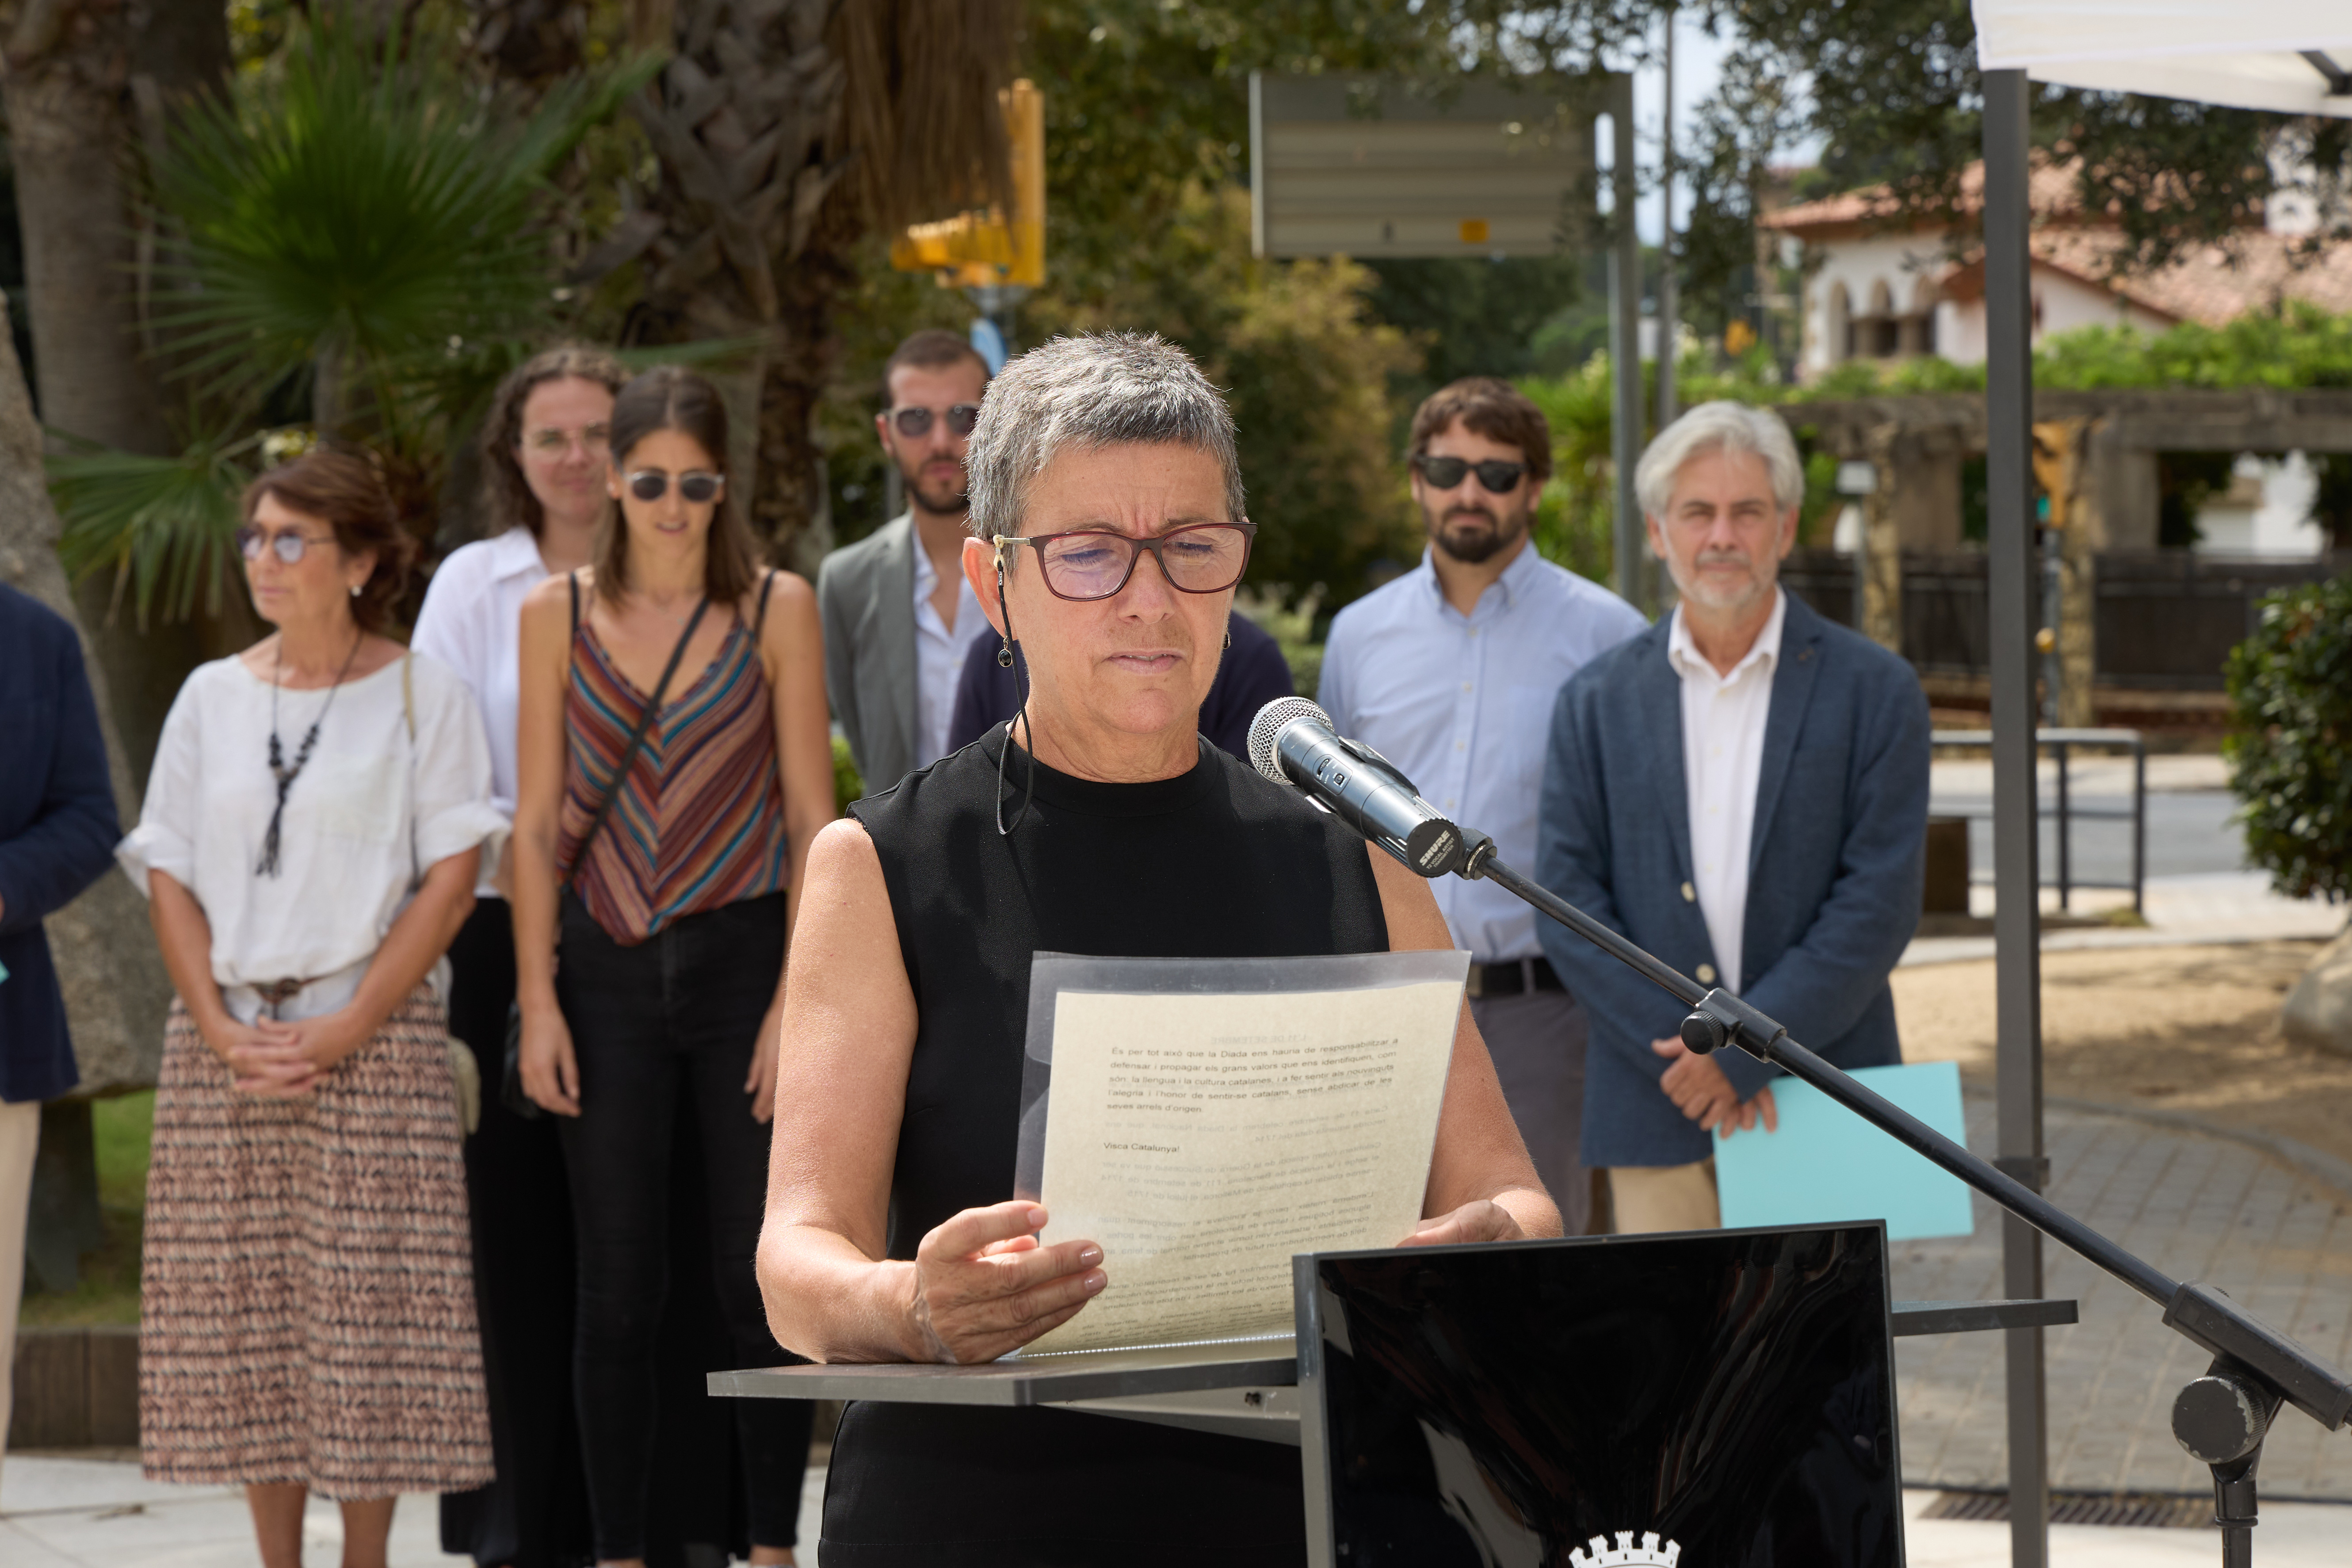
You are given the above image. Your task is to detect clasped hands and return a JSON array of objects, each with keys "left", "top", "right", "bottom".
[
  {"left": 203, "top": 1010, "right": 373, "bottom": 1098},
  {"left": 903, "top": 1195, "right": 1527, "bottom": 1365},
  {"left": 1651, "top": 1035, "right": 1778, "bottom": 1137}
]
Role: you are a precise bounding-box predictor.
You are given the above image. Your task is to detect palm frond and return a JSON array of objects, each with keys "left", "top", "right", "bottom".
[
  {"left": 49, "top": 432, "right": 262, "bottom": 626},
  {"left": 143, "top": 15, "right": 662, "bottom": 411}
]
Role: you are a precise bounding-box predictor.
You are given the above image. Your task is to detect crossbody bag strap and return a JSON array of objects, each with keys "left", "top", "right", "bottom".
[{"left": 561, "top": 592, "right": 712, "bottom": 893}]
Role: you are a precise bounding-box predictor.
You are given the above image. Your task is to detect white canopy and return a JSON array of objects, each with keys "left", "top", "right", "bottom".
[{"left": 1971, "top": 2, "right": 2352, "bottom": 117}]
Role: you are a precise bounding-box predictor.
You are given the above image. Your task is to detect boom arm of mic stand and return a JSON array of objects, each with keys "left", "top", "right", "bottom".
[{"left": 1455, "top": 840, "right": 2352, "bottom": 1438}]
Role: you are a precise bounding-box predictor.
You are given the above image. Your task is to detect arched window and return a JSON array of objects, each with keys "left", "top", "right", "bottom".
[
  {"left": 1908, "top": 276, "right": 1942, "bottom": 356},
  {"left": 1826, "top": 281, "right": 1852, "bottom": 364},
  {"left": 1866, "top": 280, "right": 1899, "bottom": 358}
]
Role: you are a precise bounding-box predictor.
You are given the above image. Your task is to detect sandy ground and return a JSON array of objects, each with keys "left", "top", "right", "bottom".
[{"left": 1891, "top": 940, "right": 2352, "bottom": 1171}]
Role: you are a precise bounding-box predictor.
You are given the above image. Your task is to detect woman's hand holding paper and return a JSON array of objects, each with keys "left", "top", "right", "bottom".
[{"left": 906, "top": 1201, "right": 1108, "bottom": 1364}]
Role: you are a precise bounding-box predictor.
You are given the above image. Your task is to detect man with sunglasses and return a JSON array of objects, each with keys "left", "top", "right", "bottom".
[
  {"left": 817, "top": 329, "right": 993, "bottom": 794},
  {"left": 1318, "top": 378, "right": 1645, "bottom": 1235}
]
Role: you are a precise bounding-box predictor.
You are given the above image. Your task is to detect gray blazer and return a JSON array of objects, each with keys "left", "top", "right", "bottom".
[
  {"left": 817, "top": 512, "right": 919, "bottom": 794},
  {"left": 1534, "top": 591, "right": 1931, "bottom": 1169}
]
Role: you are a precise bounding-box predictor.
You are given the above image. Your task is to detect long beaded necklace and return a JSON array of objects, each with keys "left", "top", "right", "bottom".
[{"left": 256, "top": 630, "right": 366, "bottom": 877}]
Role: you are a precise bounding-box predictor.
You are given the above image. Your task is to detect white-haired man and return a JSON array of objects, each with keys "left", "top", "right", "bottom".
[{"left": 1534, "top": 401, "right": 1930, "bottom": 1233}]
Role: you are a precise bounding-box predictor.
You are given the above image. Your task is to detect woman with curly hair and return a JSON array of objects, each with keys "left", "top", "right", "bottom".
[{"left": 121, "top": 449, "right": 504, "bottom": 1568}]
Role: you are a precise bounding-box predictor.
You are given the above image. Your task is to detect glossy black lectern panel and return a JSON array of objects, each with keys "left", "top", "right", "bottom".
[{"left": 1301, "top": 1224, "right": 1901, "bottom": 1568}]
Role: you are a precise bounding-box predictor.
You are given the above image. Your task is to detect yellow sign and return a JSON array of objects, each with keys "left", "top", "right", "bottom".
[
  {"left": 1725, "top": 319, "right": 1757, "bottom": 356},
  {"left": 890, "top": 79, "right": 1045, "bottom": 288},
  {"left": 1458, "top": 218, "right": 1490, "bottom": 244}
]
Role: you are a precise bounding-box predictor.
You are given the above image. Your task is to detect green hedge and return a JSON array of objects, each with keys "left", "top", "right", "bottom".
[{"left": 2226, "top": 575, "right": 2352, "bottom": 904}]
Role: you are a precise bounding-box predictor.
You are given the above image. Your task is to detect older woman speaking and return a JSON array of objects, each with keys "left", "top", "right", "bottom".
[{"left": 759, "top": 333, "right": 1558, "bottom": 1567}]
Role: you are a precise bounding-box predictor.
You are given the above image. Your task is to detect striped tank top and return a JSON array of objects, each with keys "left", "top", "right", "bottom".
[{"left": 557, "top": 577, "right": 788, "bottom": 944}]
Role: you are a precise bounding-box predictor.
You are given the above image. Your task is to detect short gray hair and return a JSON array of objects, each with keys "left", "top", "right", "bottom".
[
  {"left": 1634, "top": 401, "right": 1803, "bottom": 520},
  {"left": 964, "top": 332, "right": 1245, "bottom": 539}
]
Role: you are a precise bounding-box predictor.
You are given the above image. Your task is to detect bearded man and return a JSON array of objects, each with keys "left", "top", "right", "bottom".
[
  {"left": 819, "top": 329, "right": 994, "bottom": 794},
  {"left": 1534, "top": 401, "right": 1930, "bottom": 1234},
  {"left": 1319, "top": 377, "right": 1644, "bottom": 1235}
]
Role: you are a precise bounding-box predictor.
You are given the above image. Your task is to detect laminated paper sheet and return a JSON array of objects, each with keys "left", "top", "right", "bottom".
[{"left": 1017, "top": 952, "right": 1466, "bottom": 1356}]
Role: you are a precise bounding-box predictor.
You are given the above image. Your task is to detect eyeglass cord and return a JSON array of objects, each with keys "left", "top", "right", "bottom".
[{"left": 993, "top": 561, "right": 1037, "bottom": 837}]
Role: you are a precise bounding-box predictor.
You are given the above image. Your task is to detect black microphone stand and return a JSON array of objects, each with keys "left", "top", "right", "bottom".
[{"left": 1434, "top": 828, "right": 2348, "bottom": 1568}]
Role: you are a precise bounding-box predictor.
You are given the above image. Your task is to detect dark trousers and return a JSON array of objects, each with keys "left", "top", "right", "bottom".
[
  {"left": 440, "top": 899, "right": 594, "bottom": 1568},
  {"left": 556, "top": 892, "right": 810, "bottom": 1559},
  {"left": 1468, "top": 985, "right": 1592, "bottom": 1236}
]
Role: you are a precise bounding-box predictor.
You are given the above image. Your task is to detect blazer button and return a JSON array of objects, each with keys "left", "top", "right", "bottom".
[
  {"left": 1680, "top": 881, "right": 1696, "bottom": 903},
  {"left": 1695, "top": 963, "right": 1718, "bottom": 985}
]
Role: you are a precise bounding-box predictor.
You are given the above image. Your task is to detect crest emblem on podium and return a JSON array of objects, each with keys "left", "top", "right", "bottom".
[{"left": 1568, "top": 1531, "right": 1682, "bottom": 1568}]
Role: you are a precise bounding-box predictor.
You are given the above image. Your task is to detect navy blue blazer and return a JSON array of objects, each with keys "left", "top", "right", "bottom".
[
  {"left": 946, "top": 610, "right": 1296, "bottom": 762},
  {"left": 1535, "top": 591, "right": 1930, "bottom": 1168},
  {"left": 0, "top": 585, "right": 121, "bottom": 1103}
]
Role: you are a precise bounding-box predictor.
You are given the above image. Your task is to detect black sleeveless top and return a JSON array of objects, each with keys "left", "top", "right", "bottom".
[{"left": 823, "top": 727, "right": 1387, "bottom": 1567}]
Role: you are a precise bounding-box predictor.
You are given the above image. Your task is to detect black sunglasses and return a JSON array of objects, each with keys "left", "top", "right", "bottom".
[
  {"left": 889, "top": 403, "right": 981, "bottom": 439},
  {"left": 1414, "top": 454, "right": 1527, "bottom": 494},
  {"left": 625, "top": 469, "right": 724, "bottom": 504}
]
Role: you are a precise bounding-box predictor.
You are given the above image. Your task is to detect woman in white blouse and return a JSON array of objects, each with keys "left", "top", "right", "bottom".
[
  {"left": 118, "top": 450, "right": 504, "bottom": 1568},
  {"left": 412, "top": 344, "right": 622, "bottom": 1568}
]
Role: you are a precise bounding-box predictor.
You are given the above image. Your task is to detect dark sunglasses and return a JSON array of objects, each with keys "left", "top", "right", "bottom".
[
  {"left": 235, "top": 526, "right": 337, "bottom": 564},
  {"left": 993, "top": 523, "right": 1256, "bottom": 603},
  {"left": 1413, "top": 454, "right": 1527, "bottom": 494},
  {"left": 625, "top": 469, "right": 724, "bottom": 504},
  {"left": 889, "top": 403, "right": 981, "bottom": 439}
]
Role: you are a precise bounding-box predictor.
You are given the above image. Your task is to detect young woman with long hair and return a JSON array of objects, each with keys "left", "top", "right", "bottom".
[
  {"left": 412, "top": 343, "right": 626, "bottom": 1568},
  {"left": 510, "top": 366, "right": 833, "bottom": 1568}
]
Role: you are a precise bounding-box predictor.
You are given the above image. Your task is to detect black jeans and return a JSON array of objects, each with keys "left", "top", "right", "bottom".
[{"left": 556, "top": 892, "right": 809, "bottom": 1559}]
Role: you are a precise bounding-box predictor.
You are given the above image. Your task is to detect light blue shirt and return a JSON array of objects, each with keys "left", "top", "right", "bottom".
[{"left": 1318, "top": 542, "right": 1647, "bottom": 961}]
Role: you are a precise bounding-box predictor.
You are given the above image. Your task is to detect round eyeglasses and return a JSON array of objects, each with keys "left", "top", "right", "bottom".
[
  {"left": 889, "top": 403, "right": 981, "bottom": 440},
  {"left": 625, "top": 469, "right": 724, "bottom": 504},
  {"left": 993, "top": 523, "right": 1256, "bottom": 602},
  {"left": 235, "top": 526, "right": 337, "bottom": 565}
]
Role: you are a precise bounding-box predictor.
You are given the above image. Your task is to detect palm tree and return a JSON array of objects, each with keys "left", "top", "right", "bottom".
[
  {"left": 613, "top": 0, "right": 1016, "bottom": 572},
  {"left": 49, "top": 15, "right": 655, "bottom": 626}
]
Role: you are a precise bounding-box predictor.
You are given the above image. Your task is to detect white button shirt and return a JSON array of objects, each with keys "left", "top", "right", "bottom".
[
  {"left": 1667, "top": 587, "right": 1787, "bottom": 996},
  {"left": 411, "top": 525, "right": 549, "bottom": 896},
  {"left": 912, "top": 539, "right": 991, "bottom": 770},
  {"left": 1319, "top": 543, "right": 1647, "bottom": 961}
]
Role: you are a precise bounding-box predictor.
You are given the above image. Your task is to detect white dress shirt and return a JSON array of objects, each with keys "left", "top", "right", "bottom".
[
  {"left": 1667, "top": 587, "right": 1787, "bottom": 996},
  {"left": 116, "top": 654, "right": 505, "bottom": 1023},
  {"left": 912, "top": 538, "right": 990, "bottom": 770},
  {"left": 410, "top": 526, "right": 548, "bottom": 895},
  {"left": 1319, "top": 542, "right": 1648, "bottom": 961}
]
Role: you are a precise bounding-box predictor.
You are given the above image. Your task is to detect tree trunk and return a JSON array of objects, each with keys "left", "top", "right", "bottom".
[
  {"left": 623, "top": 0, "right": 850, "bottom": 571},
  {"left": 1, "top": 0, "right": 238, "bottom": 786},
  {"left": 0, "top": 285, "right": 170, "bottom": 1097}
]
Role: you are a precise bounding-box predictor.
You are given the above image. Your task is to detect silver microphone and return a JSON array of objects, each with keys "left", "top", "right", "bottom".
[{"left": 1247, "top": 698, "right": 1468, "bottom": 877}]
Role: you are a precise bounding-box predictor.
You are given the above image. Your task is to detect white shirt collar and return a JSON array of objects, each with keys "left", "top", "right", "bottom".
[
  {"left": 1667, "top": 585, "right": 1787, "bottom": 685},
  {"left": 488, "top": 525, "right": 549, "bottom": 579},
  {"left": 1416, "top": 535, "right": 1546, "bottom": 616}
]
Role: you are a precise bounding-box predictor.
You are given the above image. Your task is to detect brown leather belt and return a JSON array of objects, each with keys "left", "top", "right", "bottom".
[{"left": 1464, "top": 956, "right": 1565, "bottom": 1000}]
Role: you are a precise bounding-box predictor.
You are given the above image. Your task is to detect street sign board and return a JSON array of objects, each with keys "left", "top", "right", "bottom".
[{"left": 1249, "top": 74, "right": 1600, "bottom": 259}]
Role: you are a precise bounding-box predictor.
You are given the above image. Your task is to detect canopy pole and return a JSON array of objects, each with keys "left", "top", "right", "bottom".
[
  {"left": 1657, "top": 6, "right": 1679, "bottom": 432},
  {"left": 1608, "top": 72, "right": 1645, "bottom": 610},
  {"left": 1982, "top": 66, "right": 2050, "bottom": 1568}
]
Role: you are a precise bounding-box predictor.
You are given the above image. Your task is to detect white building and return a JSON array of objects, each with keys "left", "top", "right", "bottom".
[{"left": 1763, "top": 161, "right": 2352, "bottom": 556}]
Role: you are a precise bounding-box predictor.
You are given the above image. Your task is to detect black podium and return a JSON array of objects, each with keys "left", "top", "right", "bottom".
[{"left": 716, "top": 1221, "right": 2077, "bottom": 1566}]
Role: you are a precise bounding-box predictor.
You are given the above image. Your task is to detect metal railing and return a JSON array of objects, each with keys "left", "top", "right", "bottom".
[{"left": 1930, "top": 727, "right": 2147, "bottom": 914}]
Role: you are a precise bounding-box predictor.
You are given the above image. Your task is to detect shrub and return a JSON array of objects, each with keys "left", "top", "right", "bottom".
[{"left": 2226, "top": 574, "right": 2352, "bottom": 904}]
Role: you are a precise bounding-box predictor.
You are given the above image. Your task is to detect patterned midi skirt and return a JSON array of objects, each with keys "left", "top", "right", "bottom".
[{"left": 140, "top": 986, "right": 495, "bottom": 1496}]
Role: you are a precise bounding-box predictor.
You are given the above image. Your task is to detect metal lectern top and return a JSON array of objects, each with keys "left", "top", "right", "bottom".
[{"left": 711, "top": 1339, "right": 1298, "bottom": 1408}]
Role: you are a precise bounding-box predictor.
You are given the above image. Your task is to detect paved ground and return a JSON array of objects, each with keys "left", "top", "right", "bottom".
[{"left": 1892, "top": 1096, "right": 2352, "bottom": 1502}]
